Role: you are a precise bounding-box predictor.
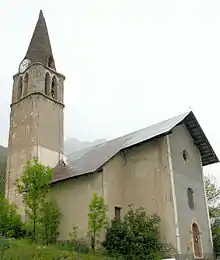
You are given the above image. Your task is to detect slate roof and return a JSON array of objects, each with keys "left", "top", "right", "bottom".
[{"left": 53, "top": 111, "right": 219, "bottom": 183}]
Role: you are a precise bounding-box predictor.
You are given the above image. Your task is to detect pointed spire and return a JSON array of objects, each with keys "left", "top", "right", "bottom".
[{"left": 25, "top": 10, "right": 56, "bottom": 70}]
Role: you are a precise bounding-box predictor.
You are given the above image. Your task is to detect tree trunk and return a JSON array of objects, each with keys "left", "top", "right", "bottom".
[
  {"left": 45, "top": 224, "right": 48, "bottom": 246},
  {"left": 33, "top": 215, "right": 36, "bottom": 241},
  {"left": 92, "top": 232, "right": 96, "bottom": 255}
]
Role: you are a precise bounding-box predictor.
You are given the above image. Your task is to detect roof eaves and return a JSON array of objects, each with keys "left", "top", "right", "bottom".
[{"left": 183, "top": 111, "right": 219, "bottom": 166}]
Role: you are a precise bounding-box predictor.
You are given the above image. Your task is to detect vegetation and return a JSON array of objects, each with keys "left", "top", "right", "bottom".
[
  {"left": 204, "top": 174, "right": 220, "bottom": 257},
  {"left": 38, "top": 199, "right": 62, "bottom": 245},
  {"left": 0, "top": 239, "right": 110, "bottom": 259},
  {"left": 0, "top": 157, "right": 23, "bottom": 239},
  {"left": 205, "top": 174, "right": 220, "bottom": 218},
  {"left": 88, "top": 193, "right": 108, "bottom": 253},
  {"left": 15, "top": 159, "right": 53, "bottom": 241},
  {"left": 2, "top": 156, "right": 219, "bottom": 259},
  {"left": 0, "top": 196, "right": 24, "bottom": 239},
  {"left": 69, "top": 224, "right": 90, "bottom": 254},
  {"left": 103, "top": 205, "right": 175, "bottom": 260}
]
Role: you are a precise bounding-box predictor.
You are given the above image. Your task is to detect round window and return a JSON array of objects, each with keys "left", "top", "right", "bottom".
[{"left": 183, "top": 149, "right": 189, "bottom": 162}]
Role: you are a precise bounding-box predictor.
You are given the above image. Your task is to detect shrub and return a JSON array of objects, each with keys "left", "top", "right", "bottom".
[
  {"left": 0, "top": 197, "right": 24, "bottom": 239},
  {"left": 38, "top": 199, "right": 61, "bottom": 245},
  {"left": 103, "top": 205, "right": 172, "bottom": 259}
]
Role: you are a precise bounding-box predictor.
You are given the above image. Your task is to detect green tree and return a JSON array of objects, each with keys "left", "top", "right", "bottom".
[
  {"left": 88, "top": 192, "right": 108, "bottom": 253},
  {"left": 0, "top": 196, "right": 24, "bottom": 238},
  {"left": 212, "top": 219, "right": 220, "bottom": 257},
  {"left": 204, "top": 174, "right": 220, "bottom": 257},
  {"left": 16, "top": 159, "right": 53, "bottom": 241},
  {"left": 103, "top": 205, "right": 173, "bottom": 260},
  {"left": 38, "top": 199, "right": 61, "bottom": 245},
  {"left": 205, "top": 174, "right": 220, "bottom": 218}
]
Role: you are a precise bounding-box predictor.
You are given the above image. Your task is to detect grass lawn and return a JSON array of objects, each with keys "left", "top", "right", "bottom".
[{"left": 0, "top": 239, "right": 112, "bottom": 260}]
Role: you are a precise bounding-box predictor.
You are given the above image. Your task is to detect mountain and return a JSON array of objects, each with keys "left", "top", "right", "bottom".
[
  {"left": 0, "top": 145, "right": 7, "bottom": 162},
  {"left": 0, "top": 138, "right": 107, "bottom": 168},
  {"left": 64, "top": 138, "right": 107, "bottom": 155},
  {"left": 0, "top": 137, "right": 106, "bottom": 192}
]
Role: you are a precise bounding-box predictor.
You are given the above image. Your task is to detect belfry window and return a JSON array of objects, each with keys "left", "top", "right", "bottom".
[
  {"left": 17, "top": 77, "right": 23, "bottom": 99},
  {"left": 45, "top": 73, "right": 50, "bottom": 95},
  {"left": 51, "top": 76, "right": 57, "bottom": 99},
  {"left": 187, "top": 187, "right": 195, "bottom": 209}
]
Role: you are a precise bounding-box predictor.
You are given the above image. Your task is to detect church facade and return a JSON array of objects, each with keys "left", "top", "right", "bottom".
[{"left": 5, "top": 11, "right": 218, "bottom": 260}]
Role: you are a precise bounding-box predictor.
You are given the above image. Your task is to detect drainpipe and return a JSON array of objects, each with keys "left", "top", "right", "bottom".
[{"left": 166, "top": 135, "right": 181, "bottom": 255}]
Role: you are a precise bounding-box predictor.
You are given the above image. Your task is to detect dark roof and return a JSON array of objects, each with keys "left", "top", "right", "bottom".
[
  {"left": 25, "top": 10, "right": 56, "bottom": 70},
  {"left": 53, "top": 111, "right": 219, "bottom": 183}
]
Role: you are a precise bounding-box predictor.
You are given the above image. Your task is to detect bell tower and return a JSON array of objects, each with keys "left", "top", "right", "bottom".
[{"left": 5, "top": 10, "right": 65, "bottom": 213}]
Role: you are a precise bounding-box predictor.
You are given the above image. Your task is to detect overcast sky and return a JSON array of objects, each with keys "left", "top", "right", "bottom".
[{"left": 0, "top": 0, "right": 220, "bottom": 180}]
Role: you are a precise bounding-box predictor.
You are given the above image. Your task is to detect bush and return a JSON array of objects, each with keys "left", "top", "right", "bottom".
[
  {"left": 103, "top": 205, "right": 172, "bottom": 259},
  {"left": 38, "top": 199, "right": 61, "bottom": 245},
  {"left": 0, "top": 196, "right": 24, "bottom": 239}
]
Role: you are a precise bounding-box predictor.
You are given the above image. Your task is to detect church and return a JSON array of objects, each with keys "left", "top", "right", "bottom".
[{"left": 5, "top": 11, "right": 219, "bottom": 260}]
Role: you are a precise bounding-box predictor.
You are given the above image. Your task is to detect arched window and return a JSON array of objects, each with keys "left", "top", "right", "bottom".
[
  {"left": 192, "top": 222, "right": 203, "bottom": 258},
  {"left": 51, "top": 76, "right": 57, "bottom": 99},
  {"left": 23, "top": 73, "right": 29, "bottom": 96},
  {"left": 17, "top": 77, "right": 23, "bottom": 99},
  {"left": 45, "top": 73, "right": 50, "bottom": 95},
  {"left": 187, "top": 187, "right": 195, "bottom": 209}
]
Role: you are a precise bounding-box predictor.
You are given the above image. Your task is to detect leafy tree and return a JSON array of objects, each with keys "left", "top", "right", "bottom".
[
  {"left": 205, "top": 174, "right": 220, "bottom": 218},
  {"left": 16, "top": 159, "right": 53, "bottom": 241},
  {"left": 38, "top": 199, "right": 61, "bottom": 245},
  {"left": 211, "top": 219, "right": 220, "bottom": 257},
  {"left": 103, "top": 205, "right": 172, "bottom": 260},
  {"left": 204, "top": 174, "right": 220, "bottom": 257},
  {"left": 0, "top": 196, "right": 24, "bottom": 238},
  {"left": 88, "top": 192, "right": 108, "bottom": 253}
]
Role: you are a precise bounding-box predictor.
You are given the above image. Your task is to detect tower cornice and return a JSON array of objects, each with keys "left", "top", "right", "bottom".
[
  {"left": 10, "top": 91, "right": 65, "bottom": 108},
  {"left": 14, "top": 62, "right": 65, "bottom": 80}
]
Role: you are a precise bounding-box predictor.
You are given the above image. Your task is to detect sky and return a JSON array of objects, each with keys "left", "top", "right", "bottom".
[{"left": 0, "top": 0, "right": 220, "bottom": 180}]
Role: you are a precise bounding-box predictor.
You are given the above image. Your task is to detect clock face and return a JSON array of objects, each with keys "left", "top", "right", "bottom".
[{"left": 19, "top": 59, "right": 30, "bottom": 73}]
